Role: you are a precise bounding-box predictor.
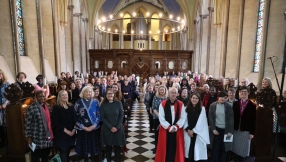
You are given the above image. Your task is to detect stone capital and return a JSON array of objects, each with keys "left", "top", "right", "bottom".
[
  {"left": 82, "top": 18, "right": 88, "bottom": 22},
  {"left": 73, "top": 13, "right": 83, "bottom": 17},
  {"left": 208, "top": 7, "right": 214, "bottom": 12},
  {"left": 200, "top": 14, "right": 209, "bottom": 19},
  {"left": 68, "top": 5, "right": 74, "bottom": 10}
]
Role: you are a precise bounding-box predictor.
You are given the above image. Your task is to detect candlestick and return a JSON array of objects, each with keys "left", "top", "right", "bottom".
[{"left": 43, "top": 77, "right": 47, "bottom": 86}]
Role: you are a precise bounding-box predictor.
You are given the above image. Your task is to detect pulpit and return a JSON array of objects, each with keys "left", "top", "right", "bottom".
[{"left": 3, "top": 82, "right": 56, "bottom": 161}]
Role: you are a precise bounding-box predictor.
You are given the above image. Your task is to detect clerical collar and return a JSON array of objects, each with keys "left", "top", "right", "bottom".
[
  {"left": 170, "top": 99, "right": 176, "bottom": 105},
  {"left": 109, "top": 100, "right": 113, "bottom": 103}
]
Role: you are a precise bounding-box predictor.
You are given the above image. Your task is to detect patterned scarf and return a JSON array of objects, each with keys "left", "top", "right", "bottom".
[{"left": 37, "top": 102, "right": 54, "bottom": 140}]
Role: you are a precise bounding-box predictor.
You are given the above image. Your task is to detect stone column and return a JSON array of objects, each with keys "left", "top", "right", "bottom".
[
  {"left": 68, "top": 5, "right": 75, "bottom": 73},
  {"left": 235, "top": 0, "right": 245, "bottom": 81},
  {"left": 198, "top": 15, "right": 208, "bottom": 73},
  {"left": 220, "top": 0, "right": 230, "bottom": 76},
  {"left": 131, "top": 22, "right": 134, "bottom": 49},
  {"left": 159, "top": 19, "right": 162, "bottom": 50},
  {"left": 51, "top": 0, "right": 59, "bottom": 76},
  {"left": 206, "top": 7, "right": 214, "bottom": 75},
  {"left": 36, "top": 0, "right": 46, "bottom": 76},
  {"left": 169, "top": 33, "right": 172, "bottom": 50},
  {"left": 82, "top": 18, "right": 89, "bottom": 70},
  {"left": 9, "top": 0, "right": 20, "bottom": 73},
  {"left": 193, "top": 20, "right": 198, "bottom": 71},
  {"left": 257, "top": 0, "right": 271, "bottom": 89},
  {"left": 74, "top": 13, "right": 83, "bottom": 72}
]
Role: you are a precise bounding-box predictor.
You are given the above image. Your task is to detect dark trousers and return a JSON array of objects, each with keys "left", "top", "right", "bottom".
[
  {"left": 147, "top": 109, "right": 154, "bottom": 130},
  {"left": 185, "top": 134, "right": 197, "bottom": 162},
  {"left": 153, "top": 119, "right": 160, "bottom": 151},
  {"left": 106, "top": 145, "right": 121, "bottom": 162},
  {"left": 56, "top": 147, "right": 70, "bottom": 162},
  {"left": 31, "top": 147, "right": 51, "bottom": 162},
  {"left": 212, "top": 127, "right": 227, "bottom": 162}
]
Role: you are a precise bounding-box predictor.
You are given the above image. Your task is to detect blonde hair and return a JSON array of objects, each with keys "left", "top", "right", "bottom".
[
  {"left": 0, "top": 69, "right": 8, "bottom": 84},
  {"left": 262, "top": 77, "right": 272, "bottom": 88},
  {"left": 79, "top": 86, "right": 94, "bottom": 98},
  {"left": 57, "top": 90, "right": 71, "bottom": 108},
  {"left": 155, "top": 85, "right": 168, "bottom": 98}
]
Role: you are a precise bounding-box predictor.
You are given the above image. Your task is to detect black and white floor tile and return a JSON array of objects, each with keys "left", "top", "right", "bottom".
[{"left": 124, "top": 100, "right": 155, "bottom": 162}]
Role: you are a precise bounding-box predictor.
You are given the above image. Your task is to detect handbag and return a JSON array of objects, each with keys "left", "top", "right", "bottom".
[
  {"left": 50, "top": 154, "right": 61, "bottom": 162},
  {"left": 244, "top": 156, "right": 255, "bottom": 162}
]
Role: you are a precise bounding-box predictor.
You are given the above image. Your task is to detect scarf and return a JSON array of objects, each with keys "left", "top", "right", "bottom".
[{"left": 37, "top": 102, "right": 53, "bottom": 140}]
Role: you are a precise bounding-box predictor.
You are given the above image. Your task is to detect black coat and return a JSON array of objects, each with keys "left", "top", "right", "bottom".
[
  {"left": 233, "top": 100, "right": 256, "bottom": 135},
  {"left": 52, "top": 105, "right": 76, "bottom": 148}
]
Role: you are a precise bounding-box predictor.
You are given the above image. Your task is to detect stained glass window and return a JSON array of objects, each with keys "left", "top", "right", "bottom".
[
  {"left": 16, "top": 0, "right": 25, "bottom": 56},
  {"left": 253, "top": 0, "right": 265, "bottom": 72}
]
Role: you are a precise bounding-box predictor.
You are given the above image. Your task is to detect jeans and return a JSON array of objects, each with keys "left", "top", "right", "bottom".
[
  {"left": 31, "top": 147, "right": 51, "bottom": 162},
  {"left": 212, "top": 127, "right": 227, "bottom": 162}
]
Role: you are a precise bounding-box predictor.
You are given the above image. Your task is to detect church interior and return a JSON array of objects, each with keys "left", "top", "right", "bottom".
[{"left": 0, "top": 0, "right": 286, "bottom": 161}]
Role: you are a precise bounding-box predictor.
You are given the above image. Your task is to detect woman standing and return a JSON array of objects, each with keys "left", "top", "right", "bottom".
[
  {"left": 68, "top": 82, "right": 76, "bottom": 103},
  {"left": 0, "top": 69, "right": 10, "bottom": 147},
  {"left": 209, "top": 91, "right": 234, "bottom": 162},
  {"left": 56, "top": 81, "right": 68, "bottom": 98},
  {"left": 100, "top": 88, "right": 126, "bottom": 162},
  {"left": 74, "top": 86, "right": 101, "bottom": 162},
  {"left": 93, "top": 86, "right": 103, "bottom": 105},
  {"left": 34, "top": 75, "right": 50, "bottom": 98},
  {"left": 151, "top": 85, "right": 168, "bottom": 153},
  {"left": 261, "top": 77, "right": 279, "bottom": 133},
  {"left": 144, "top": 84, "right": 155, "bottom": 132},
  {"left": 232, "top": 86, "right": 256, "bottom": 162},
  {"left": 52, "top": 90, "right": 75, "bottom": 162},
  {"left": 184, "top": 93, "right": 210, "bottom": 162}
]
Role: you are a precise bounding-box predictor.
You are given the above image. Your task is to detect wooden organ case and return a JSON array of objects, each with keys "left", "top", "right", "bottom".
[{"left": 89, "top": 49, "right": 193, "bottom": 78}]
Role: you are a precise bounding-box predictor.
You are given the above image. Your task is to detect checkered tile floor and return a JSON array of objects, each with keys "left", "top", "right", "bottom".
[{"left": 124, "top": 100, "right": 155, "bottom": 162}]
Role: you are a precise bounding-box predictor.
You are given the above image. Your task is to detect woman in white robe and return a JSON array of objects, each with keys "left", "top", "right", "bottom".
[{"left": 184, "top": 93, "right": 210, "bottom": 162}]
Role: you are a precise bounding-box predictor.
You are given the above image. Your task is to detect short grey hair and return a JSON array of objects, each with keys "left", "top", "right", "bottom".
[{"left": 79, "top": 86, "right": 94, "bottom": 98}]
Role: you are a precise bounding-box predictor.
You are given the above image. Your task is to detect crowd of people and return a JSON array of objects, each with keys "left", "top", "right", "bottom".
[{"left": 0, "top": 69, "right": 279, "bottom": 162}]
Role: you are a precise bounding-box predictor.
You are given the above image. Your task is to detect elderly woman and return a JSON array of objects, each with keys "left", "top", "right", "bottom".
[
  {"left": 34, "top": 74, "right": 50, "bottom": 98},
  {"left": 232, "top": 86, "right": 256, "bottom": 162},
  {"left": 0, "top": 69, "right": 10, "bottom": 147},
  {"left": 74, "top": 86, "right": 101, "bottom": 162},
  {"left": 100, "top": 88, "right": 126, "bottom": 162},
  {"left": 261, "top": 77, "right": 279, "bottom": 133},
  {"left": 52, "top": 90, "right": 75, "bottom": 162}
]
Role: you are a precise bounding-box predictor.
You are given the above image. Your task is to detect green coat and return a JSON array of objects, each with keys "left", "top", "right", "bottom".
[{"left": 100, "top": 100, "right": 126, "bottom": 146}]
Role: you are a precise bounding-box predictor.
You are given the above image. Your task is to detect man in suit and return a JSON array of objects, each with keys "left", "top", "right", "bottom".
[{"left": 100, "top": 77, "right": 108, "bottom": 97}]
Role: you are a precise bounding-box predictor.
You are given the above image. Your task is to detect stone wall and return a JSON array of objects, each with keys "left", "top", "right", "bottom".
[{"left": 0, "top": 0, "right": 15, "bottom": 80}]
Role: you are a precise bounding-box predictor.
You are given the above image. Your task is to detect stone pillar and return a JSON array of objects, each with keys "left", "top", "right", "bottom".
[
  {"left": 198, "top": 15, "right": 208, "bottom": 73},
  {"left": 193, "top": 20, "right": 198, "bottom": 71},
  {"left": 257, "top": 0, "right": 271, "bottom": 89},
  {"left": 131, "top": 34, "right": 134, "bottom": 49},
  {"left": 206, "top": 7, "right": 214, "bottom": 75},
  {"left": 51, "top": 0, "right": 59, "bottom": 76},
  {"left": 169, "top": 33, "right": 172, "bottom": 50},
  {"left": 36, "top": 0, "right": 46, "bottom": 76},
  {"left": 9, "top": 0, "right": 20, "bottom": 74},
  {"left": 82, "top": 18, "right": 89, "bottom": 70},
  {"left": 159, "top": 20, "right": 162, "bottom": 50},
  {"left": 220, "top": 0, "right": 230, "bottom": 76},
  {"left": 68, "top": 5, "right": 75, "bottom": 73},
  {"left": 235, "top": 0, "right": 245, "bottom": 81},
  {"left": 74, "top": 13, "right": 83, "bottom": 72}
]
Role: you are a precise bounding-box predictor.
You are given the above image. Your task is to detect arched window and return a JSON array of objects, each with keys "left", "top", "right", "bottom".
[
  {"left": 253, "top": 0, "right": 265, "bottom": 72},
  {"left": 16, "top": 0, "right": 26, "bottom": 56}
]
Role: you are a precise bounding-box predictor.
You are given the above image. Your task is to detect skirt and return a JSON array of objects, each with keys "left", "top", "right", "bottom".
[
  {"left": 76, "top": 129, "right": 100, "bottom": 156},
  {"left": 232, "top": 129, "right": 251, "bottom": 157}
]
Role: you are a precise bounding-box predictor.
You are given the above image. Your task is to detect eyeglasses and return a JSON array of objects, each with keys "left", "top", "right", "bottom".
[{"left": 240, "top": 90, "right": 248, "bottom": 93}]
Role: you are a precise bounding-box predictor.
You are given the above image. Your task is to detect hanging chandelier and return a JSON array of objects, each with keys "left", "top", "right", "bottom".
[{"left": 95, "top": 11, "right": 187, "bottom": 36}]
